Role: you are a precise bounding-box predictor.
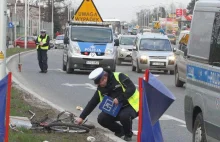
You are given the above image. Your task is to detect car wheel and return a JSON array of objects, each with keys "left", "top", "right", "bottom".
[
  {"left": 175, "top": 67, "right": 184, "bottom": 87},
  {"left": 66, "top": 58, "right": 73, "bottom": 74},
  {"left": 164, "top": 70, "right": 168, "bottom": 74},
  {"left": 132, "top": 60, "right": 136, "bottom": 71},
  {"left": 116, "top": 58, "right": 121, "bottom": 65},
  {"left": 170, "top": 70, "right": 174, "bottom": 75},
  {"left": 136, "top": 60, "right": 142, "bottom": 73},
  {"left": 62, "top": 56, "right": 66, "bottom": 71},
  {"left": 193, "top": 113, "right": 207, "bottom": 142}
]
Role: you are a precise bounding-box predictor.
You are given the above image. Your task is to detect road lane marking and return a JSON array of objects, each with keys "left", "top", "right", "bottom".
[
  {"left": 135, "top": 114, "right": 186, "bottom": 124},
  {"left": 62, "top": 83, "right": 97, "bottom": 90},
  {"left": 179, "top": 125, "right": 186, "bottom": 127}
]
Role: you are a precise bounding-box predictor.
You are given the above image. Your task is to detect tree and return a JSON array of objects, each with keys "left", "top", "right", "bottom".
[
  {"left": 187, "top": 0, "right": 198, "bottom": 15},
  {"left": 159, "top": 7, "right": 166, "bottom": 18}
]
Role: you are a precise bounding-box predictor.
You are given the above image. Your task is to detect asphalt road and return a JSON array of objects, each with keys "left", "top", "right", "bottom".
[{"left": 7, "top": 49, "right": 191, "bottom": 142}]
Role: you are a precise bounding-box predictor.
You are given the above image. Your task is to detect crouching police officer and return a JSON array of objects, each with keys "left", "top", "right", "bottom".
[
  {"left": 75, "top": 67, "right": 139, "bottom": 141},
  {"left": 35, "top": 29, "right": 50, "bottom": 73}
]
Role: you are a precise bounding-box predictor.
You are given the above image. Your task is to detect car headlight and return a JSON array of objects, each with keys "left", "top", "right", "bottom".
[
  {"left": 140, "top": 55, "right": 148, "bottom": 64},
  {"left": 168, "top": 55, "right": 175, "bottom": 60},
  {"left": 70, "top": 46, "right": 81, "bottom": 55},
  {"left": 121, "top": 48, "right": 127, "bottom": 52},
  {"left": 105, "top": 48, "right": 113, "bottom": 56}
]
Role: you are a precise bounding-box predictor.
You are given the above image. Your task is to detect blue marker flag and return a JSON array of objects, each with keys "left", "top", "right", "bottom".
[
  {"left": 99, "top": 96, "right": 123, "bottom": 117},
  {"left": 138, "top": 71, "right": 176, "bottom": 142},
  {"left": 147, "top": 73, "right": 176, "bottom": 125},
  {"left": 0, "top": 75, "right": 8, "bottom": 142}
]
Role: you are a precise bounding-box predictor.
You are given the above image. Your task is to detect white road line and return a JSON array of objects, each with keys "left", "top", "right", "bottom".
[
  {"left": 179, "top": 125, "right": 186, "bottom": 127},
  {"left": 135, "top": 114, "right": 186, "bottom": 124},
  {"left": 47, "top": 68, "right": 64, "bottom": 72}
]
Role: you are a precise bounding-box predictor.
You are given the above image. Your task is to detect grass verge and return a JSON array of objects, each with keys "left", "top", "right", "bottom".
[{"left": 6, "top": 48, "right": 34, "bottom": 58}]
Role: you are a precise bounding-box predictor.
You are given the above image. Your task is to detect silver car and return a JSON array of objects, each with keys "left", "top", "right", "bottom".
[
  {"left": 116, "top": 35, "right": 136, "bottom": 65},
  {"left": 55, "top": 34, "right": 64, "bottom": 49},
  {"left": 131, "top": 33, "right": 175, "bottom": 74}
]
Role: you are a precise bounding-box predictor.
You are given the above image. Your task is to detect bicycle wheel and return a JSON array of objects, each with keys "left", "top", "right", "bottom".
[{"left": 47, "top": 123, "right": 90, "bottom": 133}]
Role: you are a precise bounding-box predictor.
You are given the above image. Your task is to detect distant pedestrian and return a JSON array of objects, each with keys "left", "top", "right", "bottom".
[{"left": 35, "top": 29, "right": 50, "bottom": 73}]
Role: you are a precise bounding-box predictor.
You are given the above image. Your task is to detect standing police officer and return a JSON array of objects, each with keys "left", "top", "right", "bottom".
[
  {"left": 75, "top": 67, "right": 139, "bottom": 141},
  {"left": 35, "top": 29, "right": 50, "bottom": 73}
]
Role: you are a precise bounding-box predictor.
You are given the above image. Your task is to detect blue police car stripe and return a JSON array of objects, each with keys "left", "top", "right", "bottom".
[
  {"left": 77, "top": 42, "right": 107, "bottom": 53},
  {"left": 187, "top": 65, "right": 220, "bottom": 87}
]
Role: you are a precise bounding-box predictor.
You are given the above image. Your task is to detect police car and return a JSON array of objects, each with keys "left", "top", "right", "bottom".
[{"left": 62, "top": 21, "right": 119, "bottom": 73}]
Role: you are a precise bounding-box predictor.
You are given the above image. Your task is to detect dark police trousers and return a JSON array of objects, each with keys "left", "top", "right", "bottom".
[
  {"left": 97, "top": 105, "right": 137, "bottom": 136},
  {"left": 37, "top": 50, "right": 48, "bottom": 71}
]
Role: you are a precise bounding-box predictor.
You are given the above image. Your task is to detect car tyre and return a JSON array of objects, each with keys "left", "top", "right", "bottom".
[
  {"left": 66, "top": 58, "right": 73, "bottom": 74},
  {"left": 62, "top": 56, "right": 66, "bottom": 71},
  {"left": 136, "top": 60, "right": 142, "bottom": 73},
  {"left": 175, "top": 67, "right": 184, "bottom": 87},
  {"left": 193, "top": 113, "right": 207, "bottom": 142},
  {"left": 116, "top": 58, "right": 121, "bottom": 65},
  {"left": 132, "top": 60, "right": 136, "bottom": 71},
  {"left": 170, "top": 70, "right": 174, "bottom": 75}
]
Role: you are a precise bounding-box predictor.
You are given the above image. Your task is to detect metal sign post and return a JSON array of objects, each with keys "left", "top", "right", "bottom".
[{"left": 0, "top": 0, "right": 7, "bottom": 80}]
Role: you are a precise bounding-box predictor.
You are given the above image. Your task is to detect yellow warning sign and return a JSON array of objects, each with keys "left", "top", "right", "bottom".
[
  {"left": 180, "top": 34, "right": 189, "bottom": 45},
  {"left": 73, "top": 0, "right": 103, "bottom": 22},
  {"left": 0, "top": 51, "right": 4, "bottom": 60},
  {"left": 154, "top": 22, "right": 161, "bottom": 29}
]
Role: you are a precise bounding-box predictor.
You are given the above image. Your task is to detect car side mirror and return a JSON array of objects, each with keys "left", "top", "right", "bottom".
[
  {"left": 64, "top": 37, "right": 69, "bottom": 44},
  {"left": 184, "top": 48, "right": 188, "bottom": 56},
  {"left": 114, "top": 39, "right": 119, "bottom": 46},
  {"left": 173, "top": 47, "right": 177, "bottom": 52}
]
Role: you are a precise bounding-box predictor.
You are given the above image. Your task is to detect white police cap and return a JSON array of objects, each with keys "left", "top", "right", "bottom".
[{"left": 88, "top": 67, "right": 104, "bottom": 84}]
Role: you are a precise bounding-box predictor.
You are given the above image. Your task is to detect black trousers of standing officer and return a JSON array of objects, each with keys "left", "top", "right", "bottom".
[
  {"left": 37, "top": 50, "right": 48, "bottom": 72},
  {"left": 97, "top": 105, "right": 137, "bottom": 136}
]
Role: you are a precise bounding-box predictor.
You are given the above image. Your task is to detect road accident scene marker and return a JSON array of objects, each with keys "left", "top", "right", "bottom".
[{"left": 73, "top": 0, "right": 103, "bottom": 22}]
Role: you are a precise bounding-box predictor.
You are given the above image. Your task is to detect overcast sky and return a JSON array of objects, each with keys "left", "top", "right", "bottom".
[{"left": 72, "top": 0, "right": 191, "bottom": 22}]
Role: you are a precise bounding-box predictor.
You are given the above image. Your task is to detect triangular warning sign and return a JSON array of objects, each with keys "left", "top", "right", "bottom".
[
  {"left": 73, "top": 0, "right": 103, "bottom": 22},
  {"left": 0, "top": 51, "right": 4, "bottom": 60}
]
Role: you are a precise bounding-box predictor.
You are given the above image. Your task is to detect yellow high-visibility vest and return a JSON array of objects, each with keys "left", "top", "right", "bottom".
[
  {"left": 36, "top": 35, "right": 49, "bottom": 50},
  {"left": 98, "top": 72, "right": 139, "bottom": 112}
]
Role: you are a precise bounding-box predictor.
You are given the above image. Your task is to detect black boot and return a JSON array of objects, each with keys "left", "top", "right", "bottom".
[
  {"left": 124, "top": 135, "right": 132, "bottom": 141},
  {"left": 114, "top": 129, "right": 125, "bottom": 138}
]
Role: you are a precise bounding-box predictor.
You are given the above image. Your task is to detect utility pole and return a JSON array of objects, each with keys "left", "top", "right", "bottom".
[
  {"left": 24, "top": 0, "right": 27, "bottom": 49},
  {"left": 0, "top": 0, "right": 7, "bottom": 79},
  {"left": 39, "top": 0, "right": 41, "bottom": 34},
  {"left": 52, "top": 0, "right": 54, "bottom": 39},
  {"left": 15, "top": 0, "right": 17, "bottom": 46},
  {"left": 27, "top": 0, "right": 29, "bottom": 35}
]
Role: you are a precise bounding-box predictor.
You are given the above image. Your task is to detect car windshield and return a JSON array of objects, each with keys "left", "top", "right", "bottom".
[
  {"left": 56, "top": 35, "right": 64, "bottom": 40},
  {"left": 167, "top": 35, "right": 175, "bottom": 38},
  {"left": 71, "top": 27, "right": 113, "bottom": 43},
  {"left": 139, "top": 39, "right": 172, "bottom": 51},
  {"left": 120, "top": 37, "right": 135, "bottom": 45}
]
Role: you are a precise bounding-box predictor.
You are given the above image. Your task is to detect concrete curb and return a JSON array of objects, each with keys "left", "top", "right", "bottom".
[{"left": 6, "top": 50, "right": 126, "bottom": 142}]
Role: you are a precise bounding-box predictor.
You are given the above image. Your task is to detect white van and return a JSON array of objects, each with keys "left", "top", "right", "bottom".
[{"left": 184, "top": 0, "right": 220, "bottom": 142}]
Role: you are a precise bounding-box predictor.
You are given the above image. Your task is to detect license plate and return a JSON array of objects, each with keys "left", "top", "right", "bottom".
[
  {"left": 152, "top": 62, "right": 164, "bottom": 66},
  {"left": 86, "top": 61, "right": 99, "bottom": 65}
]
